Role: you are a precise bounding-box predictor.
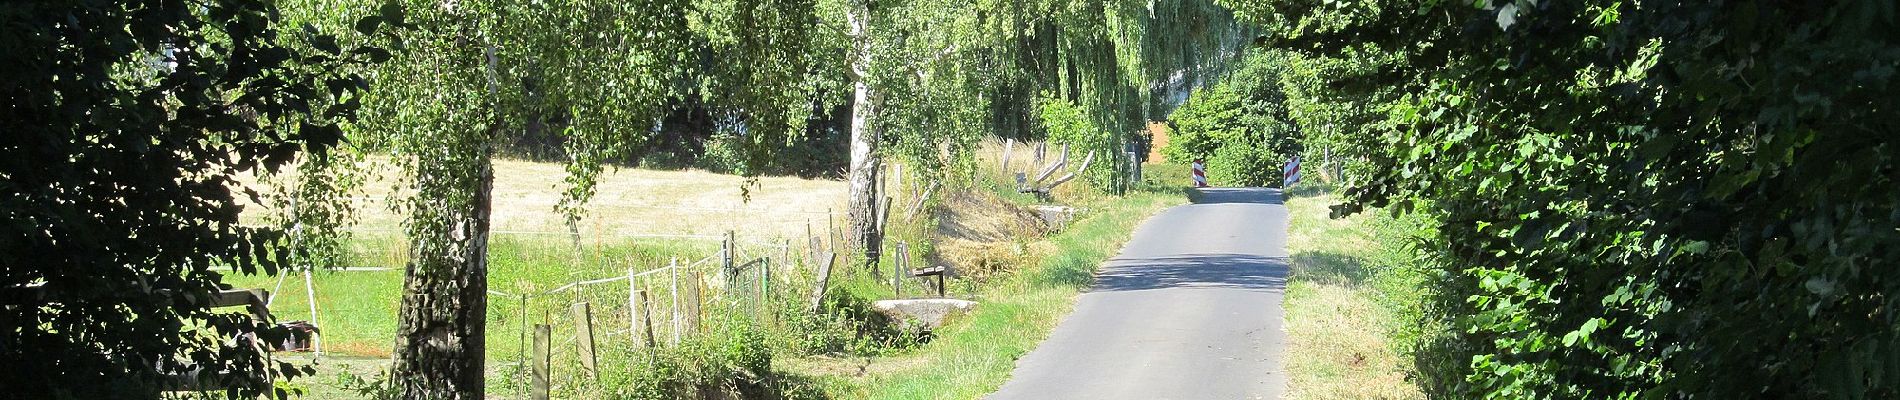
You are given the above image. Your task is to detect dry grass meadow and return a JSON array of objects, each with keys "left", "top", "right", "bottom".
[{"left": 247, "top": 158, "right": 849, "bottom": 239}]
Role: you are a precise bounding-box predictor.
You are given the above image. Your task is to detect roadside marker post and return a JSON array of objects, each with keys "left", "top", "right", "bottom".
[
  {"left": 1283, "top": 155, "right": 1302, "bottom": 188},
  {"left": 1191, "top": 159, "right": 1208, "bottom": 187}
]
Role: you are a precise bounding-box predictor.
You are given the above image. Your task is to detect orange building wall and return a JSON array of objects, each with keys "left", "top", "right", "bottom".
[{"left": 1146, "top": 121, "right": 1170, "bottom": 163}]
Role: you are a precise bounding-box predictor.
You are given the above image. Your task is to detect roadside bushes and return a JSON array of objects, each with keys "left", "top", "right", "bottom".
[
  {"left": 1162, "top": 50, "right": 1301, "bottom": 187},
  {"left": 1239, "top": 0, "right": 1900, "bottom": 398},
  {"left": 608, "top": 319, "right": 777, "bottom": 400},
  {"left": 1207, "top": 144, "right": 1280, "bottom": 188}
]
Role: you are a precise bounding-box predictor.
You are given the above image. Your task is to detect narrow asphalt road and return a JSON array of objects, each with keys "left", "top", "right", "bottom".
[{"left": 989, "top": 187, "right": 1290, "bottom": 400}]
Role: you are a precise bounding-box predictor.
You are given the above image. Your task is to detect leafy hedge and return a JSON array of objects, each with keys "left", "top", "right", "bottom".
[
  {"left": 1162, "top": 50, "right": 1301, "bottom": 187},
  {"left": 1235, "top": 0, "right": 1900, "bottom": 398}
]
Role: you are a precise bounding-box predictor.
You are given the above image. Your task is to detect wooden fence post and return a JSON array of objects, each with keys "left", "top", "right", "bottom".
[
  {"left": 636, "top": 290, "right": 657, "bottom": 348},
  {"left": 634, "top": 265, "right": 642, "bottom": 341},
  {"left": 1001, "top": 138, "right": 1014, "bottom": 171},
  {"left": 685, "top": 270, "right": 702, "bottom": 335},
  {"left": 892, "top": 242, "right": 904, "bottom": 298},
  {"left": 808, "top": 251, "right": 836, "bottom": 314},
  {"left": 752, "top": 257, "right": 760, "bottom": 310},
  {"left": 669, "top": 257, "right": 680, "bottom": 345},
  {"left": 904, "top": 181, "right": 939, "bottom": 221},
  {"left": 517, "top": 293, "right": 528, "bottom": 378},
  {"left": 531, "top": 323, "right": 551, "bottom": 400},
  {"left": 572, "top": 302, "right": 597, "bottom": 378},
  {"left": 722, "top": 230, "right": 735, "bottom": 280},
  {"left": 808, "top": 232, "right": 822, "bottom": 269}
]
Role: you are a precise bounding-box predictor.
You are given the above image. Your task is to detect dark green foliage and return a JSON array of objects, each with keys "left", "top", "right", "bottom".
[
  {"left": 1207, "top": 144, "right": 1280, "bottom": 188},
  {"left": 0, "top": 0, "right": 392, "bottom": 397},
  {"left": 1240, "top": 0, "right": 1900, "bottom": 398}
]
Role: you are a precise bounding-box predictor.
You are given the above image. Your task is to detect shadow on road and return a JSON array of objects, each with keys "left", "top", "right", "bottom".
[
  {"left": 1094, "top": 253, "right": 1289, "bottom": 292},
  {"left": 1185, "top": 187, "right": 1285, "bottom": 205}
]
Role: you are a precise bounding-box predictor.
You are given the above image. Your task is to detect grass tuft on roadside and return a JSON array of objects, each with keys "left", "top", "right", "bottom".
[{"left": 1282, "top": 184, "right": 1434, "bottom": 400}]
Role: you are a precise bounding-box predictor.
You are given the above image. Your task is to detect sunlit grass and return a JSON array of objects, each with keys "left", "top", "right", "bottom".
[
  {"left": 1282, "top": 184, "right": 1429, "bottom": 400},
  {"left": 805, "top": 179, "right": 1185, "bottom": 399}
]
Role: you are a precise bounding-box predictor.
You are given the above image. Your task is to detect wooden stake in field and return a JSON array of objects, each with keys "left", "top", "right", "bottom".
[
  {"left": 893, "top": 242, "right": 905, "bottom": 298},
  {"left": 515, "top": 292, "right": 528, "bottom": 394},
  {"left": 722, "top": 230, "right": 735, "bottom": 282},
  {"left": 752, "top": 255, "right": 760, "bottom": 312},
  {"left": 1001, "top": 138, "right": 1014, "bottom": 171},
  {"left": 904, "top": 181, "right": 939, "bottom": 221},
  {"left": 531, "top": 323, "right": 551, "bottom": 400},
  {"left": 626, "top": 267, "right": 637, "bottom": 342},
  {"left": 635, "top": 290, "right": 657, "bottom": 348},
  {"left": 572, "top": 302, "right": 597, "bottom": 378},
  {"left": 686, "top": 270, "right": 703, "bottom": 334},
  {"left": 809, "top": 251, "right": 836, "bottom": 314}
]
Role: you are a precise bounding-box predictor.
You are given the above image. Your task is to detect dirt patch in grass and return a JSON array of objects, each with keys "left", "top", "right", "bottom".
[
  {"left": 324, "top": 340, "right": 392, "bottom": 358},
  {"left": 930, "top": 189, "right": 1048, "bottom": 279}
]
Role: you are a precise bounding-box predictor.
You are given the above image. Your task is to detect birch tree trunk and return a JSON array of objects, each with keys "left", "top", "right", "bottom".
[
  {"left": 388, "top": 23, "right": 502, "bottom": 398},
  {"left": 844, "top": 0, "right": 883, "bottom": 270},
  {"left": 389, "top": 152, "right": 493, "bottom": 399}
]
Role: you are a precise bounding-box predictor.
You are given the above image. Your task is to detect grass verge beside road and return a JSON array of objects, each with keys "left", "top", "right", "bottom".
[
  {"left": 1282, "top": 185, "right": 1432, "bottom": 400},
  {"left": 799, "top": 178, "right": 1186, "bottom": 399}
]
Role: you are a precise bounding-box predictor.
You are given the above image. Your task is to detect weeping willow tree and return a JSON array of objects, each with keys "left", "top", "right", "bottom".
[{"left": 838, "top": 0, "right": 1251, "bottom": 266}]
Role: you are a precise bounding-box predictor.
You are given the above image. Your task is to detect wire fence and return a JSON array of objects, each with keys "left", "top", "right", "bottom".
[
  {"left": 238, "top": 164, "right": 956, "bottom": 396},
  {"left": 477, "top": 229, "right": 820, "bottom": 398}
]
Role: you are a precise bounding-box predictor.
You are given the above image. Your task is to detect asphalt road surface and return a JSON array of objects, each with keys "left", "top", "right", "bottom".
[{"left": 989, "top": 187, "right": 1290, "bottom": 400}]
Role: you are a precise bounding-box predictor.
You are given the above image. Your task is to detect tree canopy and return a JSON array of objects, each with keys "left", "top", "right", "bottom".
[{"left": 0, "top": 0, "right": 391, "bottom": 397}]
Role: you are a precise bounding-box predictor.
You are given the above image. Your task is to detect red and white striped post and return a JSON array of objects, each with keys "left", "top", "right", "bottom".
[
  {"left": 1191, "top": 158, "right": 1208, "bottom": 187},
  {"left": 1283, "top": 155, "right": 1302, "bottom": 188}
]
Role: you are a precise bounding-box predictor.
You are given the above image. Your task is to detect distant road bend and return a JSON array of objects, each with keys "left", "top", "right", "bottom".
[{"left": 990, "top": 187, "right": 1290, "bottom": 400}]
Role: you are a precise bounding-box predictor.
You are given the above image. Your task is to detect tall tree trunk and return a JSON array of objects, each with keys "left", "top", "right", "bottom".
[
  {"left": 389, "top": 152, "right": 493, "bottom": 398},
  {"left": 844, "top": 1, "right": 883, "bottom": 270},
  {"left": 389, "top": 26, "right": 503, "bottom": 399}
]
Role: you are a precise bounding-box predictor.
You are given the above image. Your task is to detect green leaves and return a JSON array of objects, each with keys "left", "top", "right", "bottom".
[
  {"left": 1249, "top": 0, "right": 1900, "bottom": 398},
  {"left": 1561, "top": 318, "right": 1602, "bottom": 347},
  {"left": 1161, "top": 49, "right": 1302, "bottom": 187},
  {"left": 1, "top": 0, "right": 390, "bottom": 396}
]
